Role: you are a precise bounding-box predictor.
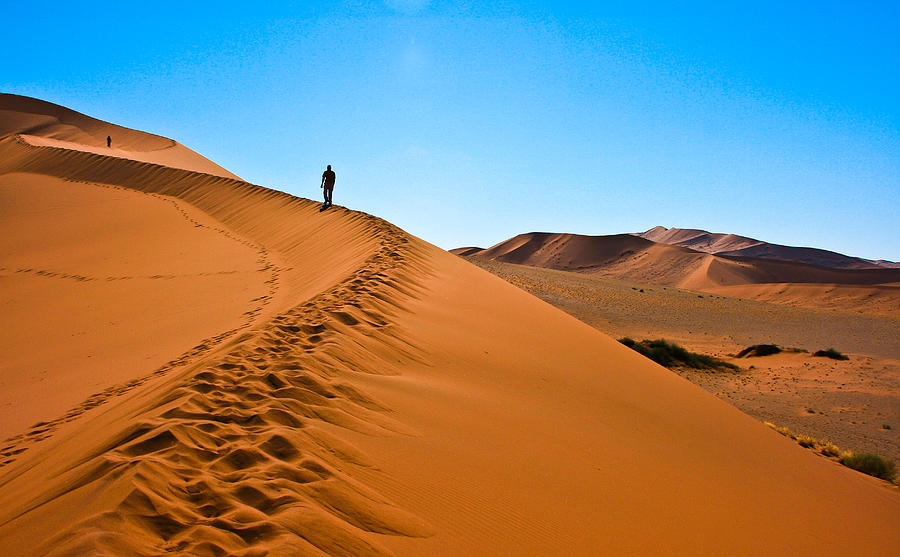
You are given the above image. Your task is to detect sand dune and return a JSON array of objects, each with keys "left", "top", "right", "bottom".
[
  {"left": 448, "top": 246, "right": 484, "bottom": 257},
  {"left": 2, "top": 97, "right": 899, "bottom": 555},
  {"left": 0, "top": 172, "right": 271, "bottom": 439},
  {"left": 460, "top": 231, "right": 900, "bottom": 315},
  {"left": 638, "top": 225, "right": 894, "bottom": 269},
  {"left": 462, "top": 257, "right": 900, "bottom": 463},
  {"left": 0, "top": 94, "right": 239, "bottom": 179}
]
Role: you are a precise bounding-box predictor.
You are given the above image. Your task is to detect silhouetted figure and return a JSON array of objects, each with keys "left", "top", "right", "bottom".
[
  {"left": 320, "top": 164, "right": 335, "bottom": 208},
  {"left": 106, "top": 135, "right": 111, "bottom": 148}
]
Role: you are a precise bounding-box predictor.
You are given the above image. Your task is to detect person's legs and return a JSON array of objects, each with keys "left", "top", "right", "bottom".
[{"left": 325, "top": 187, "right": 333, "bottom": 205}]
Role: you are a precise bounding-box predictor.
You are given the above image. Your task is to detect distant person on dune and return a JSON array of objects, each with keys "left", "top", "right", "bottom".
[
  {"left": 320, "top": 164, "right": 335, "bottom": 207},
  {"left": 106, "top": 135, "right": 111, "bottom": 148}
]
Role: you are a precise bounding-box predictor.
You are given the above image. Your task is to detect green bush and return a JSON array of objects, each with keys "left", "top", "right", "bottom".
[
  {"left": 839, "top": 453, "right": 896, "bottom": 481},
  {"left": 813, "top": 348, "right": 849, "bottom": 360},
  {"left": 618, "top": 338, "right": 738, "bottom": 371}
]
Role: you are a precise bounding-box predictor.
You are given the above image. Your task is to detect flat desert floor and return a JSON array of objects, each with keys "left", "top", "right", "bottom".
[{"left": 466, "top": 258, "right": 900, "bottom": 464}]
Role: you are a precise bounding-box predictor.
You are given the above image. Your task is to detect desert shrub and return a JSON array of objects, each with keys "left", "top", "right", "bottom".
[
  {"left": 839, "top": 453, "right": 897, "bottom": 481},
  {"left": 765, "top": 423, "right": 839, "bottom": 457},
  {"left": 795, "top": 435, "right": 818, "bottom": 448},
  {"left": 764, "top": 423, "right": 897, "bottom": 482},
  {"left": 618, "top": 338, "right": 738, "bottom": 371},
  {"left": 813, "top": 348, "right": 849, "bottom": 360},
  {"left": 765, "top": 422, "right": 794, "bottom": 438},
  {"left": 736, "top": 344, "right": 781, "bottom": 358}
]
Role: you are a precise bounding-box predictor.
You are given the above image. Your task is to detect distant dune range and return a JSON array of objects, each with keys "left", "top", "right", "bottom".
[
  {"left": 454, "top": 231, "right": 900, "bottom": 316},
  {"left": 1, "top": 94, "right": 899, "bottom": 555},
  {"left": 638, "top": 225, "right": 899, "bottom": 270}
]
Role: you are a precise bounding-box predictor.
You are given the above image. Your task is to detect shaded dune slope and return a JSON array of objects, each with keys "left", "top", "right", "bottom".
[{"left": 1, "top": 107, "right": 899, "bottom": 554}]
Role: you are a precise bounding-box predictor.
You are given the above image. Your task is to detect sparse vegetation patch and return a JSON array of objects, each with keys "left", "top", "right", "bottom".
[
  {"left": 736, "top": 344, "right": 781, "bottom": 358},
  {"left": 735, "top": 344, "right": 808, "bottom": 358},
  {"left": 618, "top": 338, "right": 738, "bottom": 371},
  {"left": 813, "top": 348, "right": 849, "bottom": 360},
  {"left": 839, "top": 453, "right": 896, "bottom": 482},
  {"left": 764, "top": 422, "right": 896, "bottom": 482}
]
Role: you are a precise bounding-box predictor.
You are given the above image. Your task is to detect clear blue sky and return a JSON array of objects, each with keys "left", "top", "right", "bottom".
[{"left": 3, "top": 1, "right": 898, "bottom": 260}]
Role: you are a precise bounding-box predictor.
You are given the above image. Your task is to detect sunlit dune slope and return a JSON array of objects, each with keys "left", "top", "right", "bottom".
[
  {"left": 0, "top": 93, "right": 240, "bottom": 179},
  {"left": 0, "top": 172, "right": 270, "bottom": 438},
  {"left": 1, "top": 100, "right": 898, "bottom": 555}
]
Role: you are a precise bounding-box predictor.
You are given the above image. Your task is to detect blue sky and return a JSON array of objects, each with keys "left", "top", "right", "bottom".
[{"left": 3, "top": 1, "right": 898, "bottom": 260}]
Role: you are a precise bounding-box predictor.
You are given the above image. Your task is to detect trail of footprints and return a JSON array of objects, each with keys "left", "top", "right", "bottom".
[
  {"left": 11, "top": 206, "right": 437, "bottom": 554},
  {"left": 11, "top": 266, "right": 245, "bottom": 281},
  {"left": 0, "top": 179, "right": 281, "bottom": 467}
]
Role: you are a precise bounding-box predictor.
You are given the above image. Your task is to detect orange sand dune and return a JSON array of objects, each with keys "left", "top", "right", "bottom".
[
  {"left": 471, "top": 231, "right": 658, "bottom": 270},
  {"left": 0, "top": 172, "right": 271, "bottom": 439},
  {"left": 638, "top": 225, "right": 888, "bottom": 270},
  {"left": 1, "top": 99, "right": 899, "bottom": 555},
  {"left": 639, "top": 225, "right": 760, "bottom": 251},
  {"left": 0, "top": 94, "right": 239, "bottom": 179},
  {"left": 465, "top": 232, "right": 900, "bottom": 315}
]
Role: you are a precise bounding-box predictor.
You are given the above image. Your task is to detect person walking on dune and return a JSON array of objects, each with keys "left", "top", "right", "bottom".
[
  {"left": 320, "top": 164, "right": 335, "bottom": 208},
  {"left": 106, "top": 135, "right": 111, "bottom": 148}
]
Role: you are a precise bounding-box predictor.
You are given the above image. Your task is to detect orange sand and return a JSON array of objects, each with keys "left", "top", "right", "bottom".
[
  {"left": 1, "top": 94, "right": 899, "bottom": 555},
  {"left": 638, "top": 225, "right": 889, "bottom": 269}
]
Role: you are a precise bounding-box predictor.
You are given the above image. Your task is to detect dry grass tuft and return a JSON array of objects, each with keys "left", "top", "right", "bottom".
[
  {"left": 795, "top": 435, "right": 817, "bottom": 448},
  {"left": 764, "top": 422, "right": 896, "bottom": 483}
]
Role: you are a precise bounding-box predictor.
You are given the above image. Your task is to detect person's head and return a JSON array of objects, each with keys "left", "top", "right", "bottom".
[{"left": 327, "top": 165, "right": 332, "bottom": 170}]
